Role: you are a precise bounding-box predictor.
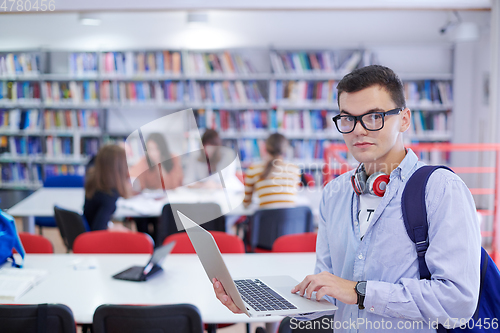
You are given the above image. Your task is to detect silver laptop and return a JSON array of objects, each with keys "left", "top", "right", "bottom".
[{"left": 177, "top": 210, "right": 338, "bottom": 317}]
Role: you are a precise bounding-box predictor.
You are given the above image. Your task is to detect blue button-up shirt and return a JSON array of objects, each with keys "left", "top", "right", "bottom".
[{"left": 306, "top": 149, "right": 481, "bottom": 332}]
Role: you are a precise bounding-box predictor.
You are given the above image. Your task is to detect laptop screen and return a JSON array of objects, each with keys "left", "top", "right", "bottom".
[{"left": 143, "top": 241, "right": 176, "bottom": 275}]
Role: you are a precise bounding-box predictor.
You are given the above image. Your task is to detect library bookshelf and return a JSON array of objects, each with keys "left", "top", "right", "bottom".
[{"left": 0, "top": 48, "right": 453, "bottom": 190}]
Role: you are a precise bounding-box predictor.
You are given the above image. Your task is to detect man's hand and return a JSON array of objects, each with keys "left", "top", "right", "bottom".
[
  {"left": 212, "top": 278, "right": 244, "bottom": 314},
  {"left": 291, "top": 272, "right": 358, "bottom": 305}
]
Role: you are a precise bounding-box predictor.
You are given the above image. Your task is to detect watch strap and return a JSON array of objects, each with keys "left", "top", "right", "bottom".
[{"left": 355, "top": 281, "right": 366, "bottom": 310}]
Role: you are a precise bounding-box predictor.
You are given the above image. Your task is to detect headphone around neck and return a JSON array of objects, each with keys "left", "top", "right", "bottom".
[{"left": 350, "top": 163, "right": 390, "bottom": 197}]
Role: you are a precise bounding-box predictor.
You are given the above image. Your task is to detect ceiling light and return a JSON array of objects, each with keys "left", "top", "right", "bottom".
[
  {"left": 79, "top": 13, "right": 101, "bottom": 26},
  {"left": 187, "top": 12, "right": 209, "bottom": 25}
]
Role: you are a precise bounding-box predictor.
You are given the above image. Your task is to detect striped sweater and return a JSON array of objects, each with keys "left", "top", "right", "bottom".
[{"left": 243, "top": 160, "right": 301, "bottom": 209}]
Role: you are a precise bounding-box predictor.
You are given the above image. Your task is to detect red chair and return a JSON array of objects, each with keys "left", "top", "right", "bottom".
[
  {"left": 73, "top": 231, "right": 154, "bottom": 254},
  {"left": 18, "top": 232, "right": 54, "bottom": 254},
  {"left": 163, "top": 231, "right": 244, "bottom": 254},
  {"left": 272, "top": 232, "right": 317, "bottom": 253}
]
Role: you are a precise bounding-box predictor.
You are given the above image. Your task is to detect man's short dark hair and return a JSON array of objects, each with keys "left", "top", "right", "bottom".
[{"left": 337, "top": 65, "right": 406, "bottom": 109}]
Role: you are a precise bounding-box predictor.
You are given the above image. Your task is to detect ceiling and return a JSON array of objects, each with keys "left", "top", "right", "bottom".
[{"left": 17, "top": 0, "right": 491, "bottom": 12}]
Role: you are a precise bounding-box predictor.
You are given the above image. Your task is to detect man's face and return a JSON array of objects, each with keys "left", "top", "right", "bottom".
[{"left": 338, "top": 84, "right": 409, "bottom": 166}]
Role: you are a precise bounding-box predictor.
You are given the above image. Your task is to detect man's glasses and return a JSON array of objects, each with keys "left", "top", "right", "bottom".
[{"left": 332, "top": 108, "right": 402, "bottom": 134}]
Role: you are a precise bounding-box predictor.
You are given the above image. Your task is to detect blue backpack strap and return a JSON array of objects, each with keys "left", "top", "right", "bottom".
[
  {"left": 473, "top": 247, "right": 489, "bottom": 321},
  {"left": 402, "top": 165, "right": 453, "bottom": 280}
]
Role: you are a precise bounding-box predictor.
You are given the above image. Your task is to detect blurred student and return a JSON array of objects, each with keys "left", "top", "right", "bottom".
[
  {"left": 129, "top": 132, "right": 183, "bottom": 191},
  {"left": 184, "top": 129, "right": 242, "bottom": 190},
  {"left": 243, "top": 133, "right": 301, "bottom": 209},
  {"left": 84, "top": 145, "right": 133, "bottom": 231}
]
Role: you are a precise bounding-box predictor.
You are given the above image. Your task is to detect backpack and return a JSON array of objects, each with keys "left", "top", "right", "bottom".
[
  {"left": 402, "top": 165, "right": 500, "bottom": 332},
  {"left": 0, "top": 210, "right": 25, "bottom": 267}
]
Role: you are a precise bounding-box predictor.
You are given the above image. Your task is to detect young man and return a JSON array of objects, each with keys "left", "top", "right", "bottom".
[{"left": 213, "top": 65, "right": 481, "bottom": 332}]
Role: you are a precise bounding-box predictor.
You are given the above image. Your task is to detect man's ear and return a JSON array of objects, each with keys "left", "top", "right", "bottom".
[{"left": 400, "top": 108, "right": 411, "bottom": 132}]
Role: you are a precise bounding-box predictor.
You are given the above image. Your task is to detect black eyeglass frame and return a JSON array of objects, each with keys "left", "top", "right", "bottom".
[{"left": 332, "top": 108, "right": 403, "bottom": 134}]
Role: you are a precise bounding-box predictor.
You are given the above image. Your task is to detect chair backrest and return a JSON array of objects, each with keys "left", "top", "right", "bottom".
[
  {"left": 272, "top": 232, "right": 317, "bottom": 253},
  {"left": 53, "top": 206, "right": 89, "bottom": 252},
  {"left": 93, "top": 304, "right": 203, "bottom": 333},
  {"left": 0, "top": 303, "right": 76, "bottom": 333},
  {"left": 44, "top": 175, "right": 84, "bottom": 188},
  {"left": 157, "top": 203, "right": 226, "bottom": 245},
  {"left": 163, "top": 231, "right": 245, "bottom": 254},
  {"left": 73, "top": 230, "right": 154, "bottom": 254},
  {"left": 250, "top": 206, "right": 313, "bottom": 251},
  {"left": 18, "top": 233, "right": 54, "bottom": 254}
]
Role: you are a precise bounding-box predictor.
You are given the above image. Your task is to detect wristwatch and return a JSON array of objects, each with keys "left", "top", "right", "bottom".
[{"left": 355, "top": 281, "right": 367, "bottom": 310}]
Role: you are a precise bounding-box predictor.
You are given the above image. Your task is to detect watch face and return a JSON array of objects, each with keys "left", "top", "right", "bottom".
[{"left": 356, "top": 281, "right": 367, "bottom": 295}]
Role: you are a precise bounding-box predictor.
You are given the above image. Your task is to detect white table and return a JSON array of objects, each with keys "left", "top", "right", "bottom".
[
  {"left": 7, "top": 187, "right": 322, "bottom": 233},
  {"left": 9, "top": 253, "right": 317, "bottom": 325}
]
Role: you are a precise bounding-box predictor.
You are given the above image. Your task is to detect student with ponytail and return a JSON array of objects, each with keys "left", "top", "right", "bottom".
[{"left": 243, "top": 133, "right": 301, "bottom": 209}]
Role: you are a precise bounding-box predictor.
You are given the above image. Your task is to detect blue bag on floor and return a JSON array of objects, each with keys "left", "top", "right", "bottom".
[
  {"left": 0, "top": 210, "right": 25, "bottom": 267},
  {"left": 402, "top": 165, "right": 500, "bottom": 332}
]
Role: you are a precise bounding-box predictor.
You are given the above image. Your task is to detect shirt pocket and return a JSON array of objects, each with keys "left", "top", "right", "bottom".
[{"left": 370, "top": 217, "right": 415, "bottom": 268}]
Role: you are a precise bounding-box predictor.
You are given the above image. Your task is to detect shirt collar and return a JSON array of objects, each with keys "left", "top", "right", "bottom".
[{"left": 390, "top": 148, "right": 419, "bottom": 182}]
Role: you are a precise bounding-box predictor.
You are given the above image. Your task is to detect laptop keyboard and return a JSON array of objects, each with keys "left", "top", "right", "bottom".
[{"left": 234, "top": 279, "right": 297, "bottom": 312}]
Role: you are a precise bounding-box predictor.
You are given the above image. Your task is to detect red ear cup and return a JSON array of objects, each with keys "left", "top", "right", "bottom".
[
  {"left": 371, "top": 174, "right": 390, "bottom": 197},
  {"left": 351, "top": 164, "right": 389, "bottom": 197}
]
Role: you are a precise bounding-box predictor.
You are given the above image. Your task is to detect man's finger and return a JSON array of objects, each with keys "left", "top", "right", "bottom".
[
  {"left": 292, "top": 276, "right": 312, "bottom": 297},
  {"left": 305, "top": 279, "right": 320, "bottom": 299},
  {"left": 222, "top": 295, "right": 244, "bottom": 313},
  {"left": 316, "top": 286, "right": 329, "bottom": 301}
]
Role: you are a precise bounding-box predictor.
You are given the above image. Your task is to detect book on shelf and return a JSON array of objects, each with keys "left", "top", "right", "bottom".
[
  {"left": 0, "top": 109, "right": 41, "bottom": 132},
  {"left": 196, "top": 109, "right": 269, "bottom": 133},
  {"left": 270, "top": 80, "right": 338, "bottom": 105},
  {"left": 184, "top": 51, "right": 256, "bottom": 75},
  {"left": 5, "top": 136, "right": 42, "bottom": 156},
  {"left": 290, "top": 139, "right": 331, "bottom": 162},
  {"left": 413, "top": 150, "right": 450, "bottom": 165},
  {"left": 276, "top": 109, "right": 337, "bottom": 134},
  {"left": 45, "top": 136, "right": 73, "bottom": 157},
  {"left": 187, "top": 80, "right": 265, "bottom": 105},
  {"left": 270, "top": 49, "right": 371, "bottom": 76},
  {"left": 404, "top": 80, "right": 452, "bottom": 106},
  {"left": 0, "top": 136, "right": 42, "bottom": 157},
  {"left": 337, "top": 51, "right": 363, "bottom": 76},
  {"left": 270, "top": 51, "right": 337, "bottom": 74},
  {"left": 0, "top": 81, "right": 41, "bottom": 103},
  {"left": 28, "top": 137, "right": 43, "bottom": 155},
  {"left": 99, "top": 51, "right": 182, "bottom": 76},
  {"left": 0, "top": 162, "right": 34, "bottom": 185},
  {"left": 0, "top": 53, "right": 40, "bottom": 77},
  {"left": 42, "top": 81, "right": 99, "bottom": 105},
  {"left": 100, "top": 80, "right": 184, "bottom": 105},
  {"left": 44, "top": 110, "right": 100, "bottom": 132},
  {"left": 410, "top": 110, "right": 449, "bottom": 136},
  {"left": 228, "top": 137, "right": 332, "bottom": 167},
  {"left": 81, "top": 137, "right": 99, "bottom": 157},
  {"left": 0, "top": 267, "right": 48, "bottom": 301},
  {"left": 44, "top": 164, "right": 85, "bottom": 178},
  {"left": 233, "top": 138, "right": 267, "bottom": 163},
  {"left": 69, "top": 52, "right": 98, "bottom": 76}
]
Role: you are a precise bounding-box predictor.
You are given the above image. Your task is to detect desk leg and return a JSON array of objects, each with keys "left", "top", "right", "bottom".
[{"left": 22, "top": 216, "right": 35, "bottom": 234}]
